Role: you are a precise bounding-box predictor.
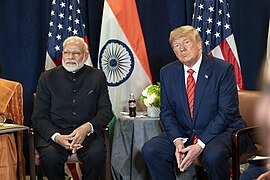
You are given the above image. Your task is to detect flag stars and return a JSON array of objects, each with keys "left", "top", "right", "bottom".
[
  {"left": 196, "top": 27, "right": 201, "bottom": 32},
  {"left": 197, "top": 15, "right": 203, "bottom": 21},
  {"left": 69, "top": 5, "right": 73, "bottom": 10},
  {"left": 68, "top": 26, "right": 72, "bottom": 32},
  {"left": 48, "top": 32, "right": 52, "bottom": 37},
  {"left": 69, "top": 16, "right": 72, "bottom": 21},
  {"left": 49, "top": 21, "right": 54, "bottom": 27},
  {"left": 207, "top": 17, "right": 213, "bottom": 23},
  {"left": 198, "top": 4, "right": 204, "bottom": 9},
  {"left": 219, "top": 0, "right": 224, "bottom": 3},
  {"left": 73, "top": 29, "right": 78, "bottom": 35},
  {"left": 218, "top": 9, "right": 222, "bottom": 15},
  {"left": 217, "top": 21, "right": 221, "bottom": 26},
  {"left": 56, "top": 34, "right": 61, "bottom": 40},
  {"left": 75, "top": 18, "right": 80, "bottom": 24},
  {"left": 59, "top": 13, "right": 64, "bottom": 19},
  {"left": 226, "top": 13, "right": 230, "bottom": 18},
  {"left": 51, "top": 10, "right": 55, "bottom": 16},
  {"left": 208, "top": 6, "right": 214, "bottom": 12},
  {"left": 224, "top": 23, "right": 230, "bottom": 29},
  {"left": 60, "top": 2, "right": 65, "bottom": 8},
  {"left": 52, "top": 0, "right": 56, "bottom": 5},
  {"left": 55, "top": 45, "right": 60, "bottom": 51},
  {"left": 205, "top": 40, "right": 210, "bottom": 46},
  {"left": 76, "top": 9, "right": 81, "bottom": 14},
  {"left": 206, "top": 29, "right": 211, "bottom": 35},
  {"left": 214, "top": 32, "right": 220, "bottom": 38},
  {"left": 83, "top": 24, "right": 86, "bottom": 28},
  {"left": 57, "top": 23, "right": 63, "bottom": 29}
]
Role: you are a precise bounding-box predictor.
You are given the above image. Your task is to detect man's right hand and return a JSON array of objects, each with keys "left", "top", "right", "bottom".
[
  {"left": 55, "top": 134, "right": 73, "bottom": 150},
  {"left": 174, "top": 139, "right": 186, "bottom": 170}
]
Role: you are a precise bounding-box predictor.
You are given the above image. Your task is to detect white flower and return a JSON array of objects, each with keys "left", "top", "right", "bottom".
[
  {"left": 142, "top": 87, "right": 149, "bottom": 97},
  {"left": 140, "top": 83, "right": 160, "bottom": 108},
  {"left": 144, "top": 98, "right": 150, "bottom": 107},
  {"left": 148, "top": 93, "right": 156, "bottom": 104}
]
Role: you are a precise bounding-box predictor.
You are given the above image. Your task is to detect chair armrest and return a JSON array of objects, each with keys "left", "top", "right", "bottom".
[
  {"left": 231, "top": 126, "right": 261, "bottom": 180},
  {"left": 102, "top": 125, "right": 112, "bottom": 180},
  {"left": 28, "top": 128, "right": 36, "bottom": 180}
]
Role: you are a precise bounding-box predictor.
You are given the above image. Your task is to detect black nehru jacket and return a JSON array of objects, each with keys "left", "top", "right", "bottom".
[{"left": 32, "top": 65, "right": 113, "bottom": 147}]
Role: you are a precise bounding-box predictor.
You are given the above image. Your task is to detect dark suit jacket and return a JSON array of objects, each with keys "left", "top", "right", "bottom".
[
  {"left": 32, "top": 65, "right": 113, "bottom": 147},
  {"left": 160, "top": 53, "right": 247, "bottom": 149}
]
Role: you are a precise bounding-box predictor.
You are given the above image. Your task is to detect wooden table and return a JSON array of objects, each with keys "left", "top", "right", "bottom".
[{"left": 0, "top": 123, "right": 28, "bottom": 133}]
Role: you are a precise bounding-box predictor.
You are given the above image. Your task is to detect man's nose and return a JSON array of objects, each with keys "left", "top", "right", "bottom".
[{"left": 180, "top": 45, "right": 185, "bottom": 52}]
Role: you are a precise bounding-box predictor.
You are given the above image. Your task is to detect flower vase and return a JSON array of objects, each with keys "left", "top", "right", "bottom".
[{"left": 147, "top": 106, "right": 160, "bottom": 118}]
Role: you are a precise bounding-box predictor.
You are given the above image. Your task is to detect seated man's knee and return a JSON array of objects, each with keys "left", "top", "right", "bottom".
[
  {"left": 39, "top": 146, "right": 66, "bottom": 166},
  {"left": 142, "top": 141, "right": 156, "bottom": 161},
  {"left": 202, "top": 148, "right": 228, "bottom": 167},
  {"left": 84, "top": 146, "right": 106, "bottom": 164}
]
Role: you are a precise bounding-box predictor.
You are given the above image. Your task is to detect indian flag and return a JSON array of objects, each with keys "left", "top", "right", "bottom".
[{"left": 98, "top": 0, "right": 152, "bottom": 116}]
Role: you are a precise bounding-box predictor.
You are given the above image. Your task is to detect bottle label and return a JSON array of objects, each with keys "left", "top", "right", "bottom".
[{"left": 129, "top": 102, "right": 136, "bottom": 108}]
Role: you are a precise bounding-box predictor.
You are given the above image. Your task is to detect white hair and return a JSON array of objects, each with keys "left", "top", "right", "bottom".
[{"left": 63, "top": 36, "right": 89, "bottom": 53}]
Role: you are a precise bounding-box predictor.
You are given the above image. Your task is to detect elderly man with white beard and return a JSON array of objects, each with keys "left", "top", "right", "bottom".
[{"left": 31, "top": 36, "right": 113, "bottom": 180}]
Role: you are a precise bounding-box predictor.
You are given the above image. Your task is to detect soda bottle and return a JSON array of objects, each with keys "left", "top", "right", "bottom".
[{"left": 129, "top": 93, "right": 136, "bottom": 117}]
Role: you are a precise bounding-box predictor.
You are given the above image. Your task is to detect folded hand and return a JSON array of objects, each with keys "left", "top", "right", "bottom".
[{"left": 179, "top": 144, "right": 203, "bottom": 172}]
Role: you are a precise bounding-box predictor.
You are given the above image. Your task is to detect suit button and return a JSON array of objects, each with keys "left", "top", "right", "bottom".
[
  {"left": 72, "top": 112, "right": 77, "bottom": 115},
  {"left": 73, "top": 89, "right": 77, "bottom": 93},
  {"left": 73, "top": 78, "right": 76, "bottom": 82}
]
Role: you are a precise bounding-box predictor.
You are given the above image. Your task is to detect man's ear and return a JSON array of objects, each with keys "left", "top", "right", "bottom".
[
  {"left": 83, "top": 53, "right": 89, "bottom": 63},
  {"left": 197, "top": 42, "right": 202, "bottom": 51}
]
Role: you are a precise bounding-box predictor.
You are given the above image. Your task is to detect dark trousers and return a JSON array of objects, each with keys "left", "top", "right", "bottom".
[
  {"left": 142, "top": 132, "right": 231, "bottom": 180},
  {"left": 240, "top": 164, "right": 268, "bottom": 180},
  {"left": 38, "top": 134, "right": 106, "bottom": 180}
]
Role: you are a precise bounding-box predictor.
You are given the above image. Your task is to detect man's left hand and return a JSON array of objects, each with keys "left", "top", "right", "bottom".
[
  {"left": 68, "top": 123, "right": 91, "bottom": 152},
  {"left": 179, "top": 143, "right": 203, "bottom": 172}
]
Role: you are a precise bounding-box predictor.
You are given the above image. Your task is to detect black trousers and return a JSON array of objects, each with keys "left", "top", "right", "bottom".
[{"left": 38, "top": 133, "right": 106, "bottom": 180}]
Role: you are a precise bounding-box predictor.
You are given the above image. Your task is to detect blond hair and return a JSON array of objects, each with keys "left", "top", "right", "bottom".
[{"left": 169, "top": 25, "right": 202, "bottom": 45}]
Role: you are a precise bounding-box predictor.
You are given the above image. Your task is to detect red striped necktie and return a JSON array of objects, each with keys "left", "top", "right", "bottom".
[{"left": 186, "top": 69, "right": 198, "bottom": 144}]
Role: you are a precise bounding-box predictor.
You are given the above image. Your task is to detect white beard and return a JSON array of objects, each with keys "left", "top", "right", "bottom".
[{"left": 62, "top": 59, "right": 84, "bottom": 73}]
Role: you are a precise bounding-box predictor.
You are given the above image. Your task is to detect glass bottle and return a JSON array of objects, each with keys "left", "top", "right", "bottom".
[{"left": 128, "top": 93, "right": 136, "bottom": 117}]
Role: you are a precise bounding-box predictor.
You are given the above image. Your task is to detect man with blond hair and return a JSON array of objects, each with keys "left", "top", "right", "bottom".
[
  {"left": 142, "top": 25, "right": 251, "bottom": 180},
  {"left": 32, "top": 36, "right": 113, "bottom": 180}
]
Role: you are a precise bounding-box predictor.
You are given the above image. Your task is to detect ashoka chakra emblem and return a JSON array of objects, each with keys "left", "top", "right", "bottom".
[{"left": 99, "top": 39, "right": 134, "bottom": 86}]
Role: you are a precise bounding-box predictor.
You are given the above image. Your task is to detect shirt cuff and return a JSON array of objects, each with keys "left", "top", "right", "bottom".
[
  {"left": 173, "top": 137, "right": 188, "bottom": 145},
  {"left": 197, "top": 139, "right": 205, "bottom": 149},
  {"left": 86, "top": 122, "right": 94, "bottom": 136},
  {"left": 51, "top": 132, "right": 61, "bottom": 142}
]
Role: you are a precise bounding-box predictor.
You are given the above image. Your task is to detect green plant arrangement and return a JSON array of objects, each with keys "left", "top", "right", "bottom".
[{"left": 140, "top": 83, "right": 160, "bottom": 108}]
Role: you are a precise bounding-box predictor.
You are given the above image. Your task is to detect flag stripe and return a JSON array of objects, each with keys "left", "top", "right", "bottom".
[
  {"left": 211, "top": 46, "right": 225, "bottom": 60},
  {"left": 106, "top": 0, "right": 152, "bottom": 82},
  {"left": 226, "top": 34, "right": 241, "bottom": 65},
  {"left": 219, "top": 39, "right": 244, "bottom": 89}
]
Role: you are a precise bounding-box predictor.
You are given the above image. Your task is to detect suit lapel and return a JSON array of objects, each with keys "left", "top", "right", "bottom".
[
  {"left": 173, "top": 63, "right": 193, "bottom": 126},
  {"left": 193, "top": 54, "right": 212, "bottom": 122}
]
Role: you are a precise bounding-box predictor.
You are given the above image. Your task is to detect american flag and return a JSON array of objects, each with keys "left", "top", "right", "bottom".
[
  {"left": 45, "top": 0, "right": 92, "bottom": 70},
  {"left": 193, "top": 0, "right": 244, "bottom": 90}
]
